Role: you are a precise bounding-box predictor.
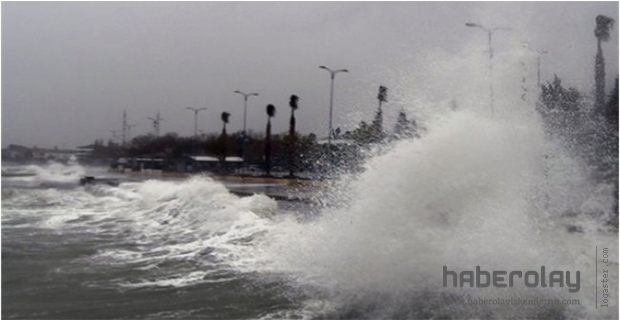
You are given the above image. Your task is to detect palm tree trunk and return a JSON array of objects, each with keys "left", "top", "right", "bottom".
[
  {"left": 265, "top": 119, "right": 272, "bottom": 176},
  {"left": 220, "top": 124, "right": 227, "bottom": 164},
  {"left": 377, "top": 100, "right": 383, "bottom": 138},
  {"left": 288, "top": 111, "right": 296, "bottom": 177},
  {"left": 595, "top": 38, "right": 606, "bottom": 111}
]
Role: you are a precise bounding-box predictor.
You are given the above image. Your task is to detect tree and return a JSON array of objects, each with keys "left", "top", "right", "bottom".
[
  {"left": 264, "top": 104, "right": 276, "bottom": 175},
  {"left": 393, "top": 110, "right": 419, "bottom": 139},
  {"left": 538, "top": 75, "right": 583, "bottom": 148},
  {"left": 604, "top": 78, "right": 619, "bottom": 127},
  {"left": 288, "top": 95, "right": 299, "bottom": 177},
  {"left": 343, "top": 121, "right": 373, "bottom": 144},
  {"left": 594, "top": 15, "right": 615, "bottom": 110},
  {"left": 537, "top": 75, "right": 619, "bottom": 226},
  {"left": 605, "top": 79, "right": 619, "bottom": 226},
  {"left": 221, "top": 112, "right": 230, "bottom": 136},
  {"left": 539, "top": 75, "right": 581, "bottom": 115}
]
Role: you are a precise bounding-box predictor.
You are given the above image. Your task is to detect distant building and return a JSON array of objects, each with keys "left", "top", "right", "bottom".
[
  {"left": 134, "top": 157, "right": 165, "bottom": 171},
  {"left": 75, "top": 145, "right": 96, "bottom": 162},
  {"left": 185, "top": 155, "right": 244, "bottom": 172}
]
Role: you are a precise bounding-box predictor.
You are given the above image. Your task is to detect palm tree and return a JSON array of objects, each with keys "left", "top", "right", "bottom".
[
  {"left": 288, "top": 95, "right": 299, "bottom": 177},
  {"left": 594, "top": 15, "right": 615, "bottom": 110},
  {"left": 219, "top": 112, "right": 230, "bottom": 163},
  {"left": 264, "top": 104, "right": 276, "bottom": 175},
  {"left": 221, "top": 112, "right": 230, "bottom": 136}
]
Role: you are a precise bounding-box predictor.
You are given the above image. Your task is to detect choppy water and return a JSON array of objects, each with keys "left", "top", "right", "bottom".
[
  {"left": 2, "top": 110, "right": 618, "bottom": 319},
  {"left": 2, "top": 163, "right": 304, "bottom": 319}
]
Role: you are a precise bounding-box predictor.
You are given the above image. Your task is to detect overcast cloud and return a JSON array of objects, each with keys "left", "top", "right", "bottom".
[{"left": 2, "top": 2, "right": 618, "bottom": 148}]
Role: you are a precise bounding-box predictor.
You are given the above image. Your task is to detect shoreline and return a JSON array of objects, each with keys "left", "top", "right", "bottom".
[
  {"left": 121, "top": 170, "right": 324, "bottom": 187},
  {"left": 114, "top": 170, "right": 323, "bottom": 203}
]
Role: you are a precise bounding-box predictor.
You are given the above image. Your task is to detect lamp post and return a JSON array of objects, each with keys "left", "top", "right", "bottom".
[
  {"left": 234, "top": 90, "right": 259, "bottom": 158},
  {"left": 186, "top": 107, "right": 207, "bottom": 138},
  {"left": 465, "top": 22, "right": 511, "bottom": 116},
  {"left": 185, "top": 107, "right": 207, "bottom": 138},
  {"left": 233, "top": 90, "right": 259, "bottom": 135},
  {"left": 522, "top": 42, "right": 548, "bottom": 88},
  {"left": 319, "top": 65, "right": 348, "bottom": 145}
]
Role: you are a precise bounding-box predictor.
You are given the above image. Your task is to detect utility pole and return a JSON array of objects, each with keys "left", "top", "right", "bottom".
[
  {"left": 186, "top": 107, "right": 207, "bottom": 138},
  {"left": 465, "top": 22, "right": 511, "bottom": 116},
  {"left": 148, "top": 112, "right": 163, "bottom": 136},
  {"left": 319, "top": 65, "right": 348, "bottom": 145}
]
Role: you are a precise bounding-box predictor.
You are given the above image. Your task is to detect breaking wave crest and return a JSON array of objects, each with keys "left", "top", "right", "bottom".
[
  {"left": 2, "top": 109, "right": 616, "bottom": 319},
  {"left": 2, "top": 162, "right": 86, "bottom": 186},
  {"left": 253, "top": 110, "right": 617, "bottom": 319}
]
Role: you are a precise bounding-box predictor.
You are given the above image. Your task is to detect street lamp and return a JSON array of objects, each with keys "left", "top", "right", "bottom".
[
  {"left": 233, "top": 90, "right": 259, "bottom": 135},
  {"left": 186, "top": 107, "right": 207, "bottom": 137},
  {"left": 465, "top": 22, "right": 511, "bottom": 116},
  {"left": 319, "top": 65, "right": 348, "bottom": 145},
  {"left": 522, "top": 42, "right": 548, "bottom": 88}
]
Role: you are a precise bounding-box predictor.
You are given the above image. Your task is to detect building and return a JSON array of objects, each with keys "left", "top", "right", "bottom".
[{"left": 184, "top": 155, "right": 244, "bottom": 172}]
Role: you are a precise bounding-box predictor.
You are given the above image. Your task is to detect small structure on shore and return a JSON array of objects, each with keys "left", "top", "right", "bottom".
[{"left": 185, "top": 155, "right": 244, "bottom": 172}]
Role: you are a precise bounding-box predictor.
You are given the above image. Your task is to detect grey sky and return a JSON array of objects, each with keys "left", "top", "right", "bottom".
[{"left": 2, "top": 1, "right": 618, "bottom": 148}]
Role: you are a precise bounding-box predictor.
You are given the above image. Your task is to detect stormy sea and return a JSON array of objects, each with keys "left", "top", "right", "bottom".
[{"left": 2, "top": 105, "right": 618, "bottom": 319}]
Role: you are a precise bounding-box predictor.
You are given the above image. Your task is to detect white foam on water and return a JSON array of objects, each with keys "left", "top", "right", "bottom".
[
  {"left": 2, "top": 40, "right": 617, "bottom": 320},
  {"left": 242, "top": 108, "right": 616, "bottom": 319},
  {"left": 245, "top": 46, "right": 618, "bottom": 318},
  {"left": 4, "top": 162, "right": 86, "bottom": 185},
  {"left": 2, "top": 116, "right": 616, "bottom": 319},
  {"left": 3, "top": 97, "right": 616, "bottom": 320}
]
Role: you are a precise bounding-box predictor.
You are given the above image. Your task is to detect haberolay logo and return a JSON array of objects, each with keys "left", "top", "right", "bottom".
[{"left": 443, "top": 266, "right": 580, "bottom": 293}]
